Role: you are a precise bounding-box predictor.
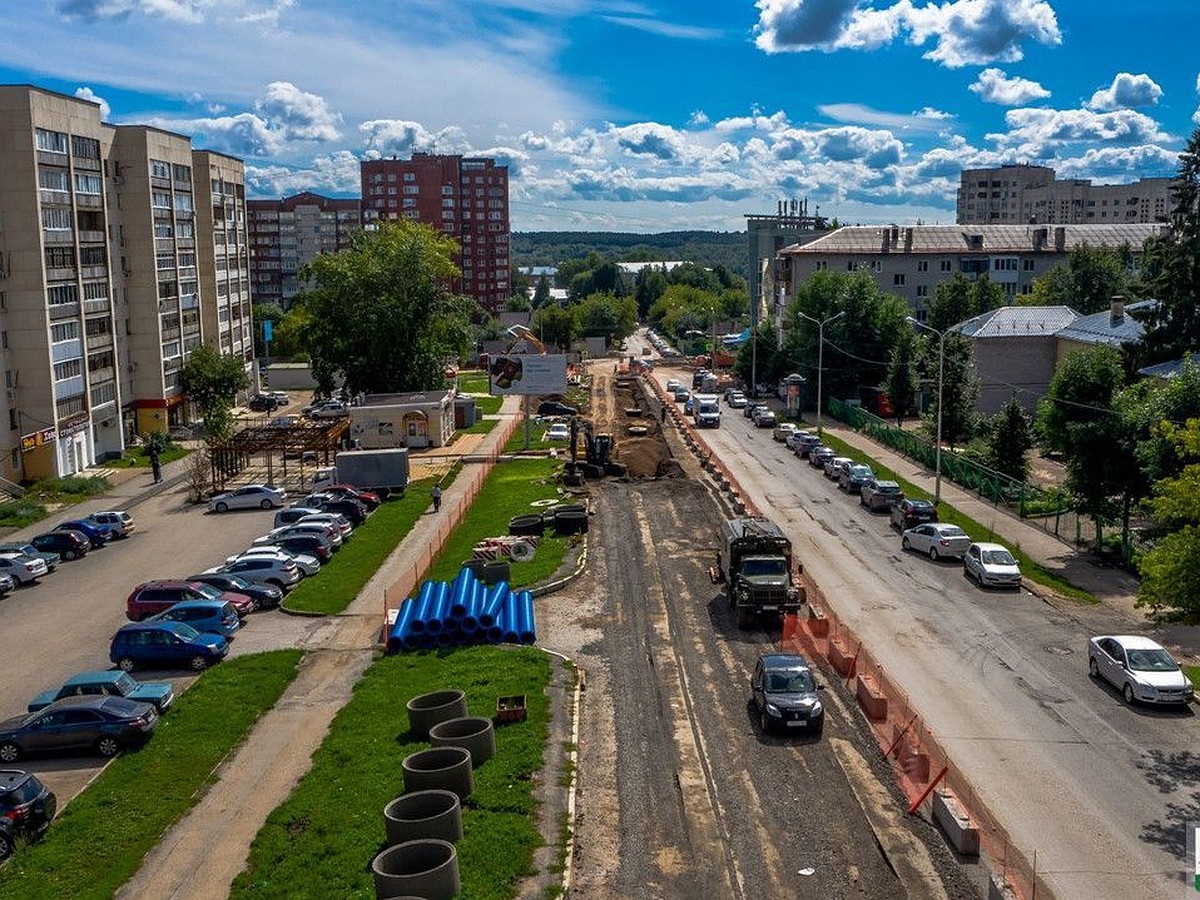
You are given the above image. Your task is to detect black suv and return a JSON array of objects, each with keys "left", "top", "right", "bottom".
[
  {"left": 891, "top": 498, "right": 937, "bottom": 530},
  {"left": 248, "top": 394, "right": 278, "bottom": 412},
  {"left": 0, "top": 769, "right": 56, "bottom": 861},
  {"left": 750, "top": 653, "right": 824, "bottom": 736},
  {"left": 537, "top": 401, "right": 578, "bottom": 417}
]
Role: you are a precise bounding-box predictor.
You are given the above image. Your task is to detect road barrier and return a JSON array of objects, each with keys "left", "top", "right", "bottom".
[{"left": 782, "top": 603, "right": 1046, "bottom": 900}]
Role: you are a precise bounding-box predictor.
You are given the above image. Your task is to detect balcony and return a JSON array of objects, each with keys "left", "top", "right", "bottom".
[
  {"left": 83, "top": 297, "right": 110, "bottom": 315},
  {"left": 49, "top": 302, "right": 80, "bottom": 320},
  {"left": 87, "top": 365, "right": 115, "bottom": 383},
  {"left": 75, "top": 194, "right": 103, "bottom": 209},
  {"left": 86, "top": 330, "right": 114, "bottom": 350}
]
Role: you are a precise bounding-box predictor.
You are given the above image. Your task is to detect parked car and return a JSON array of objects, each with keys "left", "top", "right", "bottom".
[
  {"left": 839, "top": 464, "right": 875, "bottom": 493},
  {"left": 750, "top": 653, "right": 824, "bottom": 736},
  {"left": 0, "top": 574, "right": 14, "bottom": 598},
  {"left": 28, "top": 670, "right": 175, "bottom": 714},
  {"left": 808, "top": 446, "right": 836, "bottom": 469},
  {"left": 268, "top": 390, "right": 291, "bottom": 407},
  {"left": 54, "top": 519, "right": 112, "bottom": 549},
  {"left": 217, "top": 553, "right": 304, "bottom": 589},
  {"left": 673, "top": 388, "right": 690, "bottom": 404},
  {"left": 110, "top": 621, "right": 229, "bottom": 672},
  {"left": 902, "top": 523, "right": 971, "bottom": 560},
  {"left": 665, "top": 378, "right": 681, "bottom": 392},
  {"left": 891, "top": 498, "right": 938, "bottom": 530},
  {"left": 0, "top": 695, "right": 158, "bottom": 763},
  {"left": 268, "top": 415, "right": 299, "bottom": 429},
  {"left": 0, "top": 769, "right": 55, "bottom": 862},
  {"left": 255, "top": 521, "right": 342, "bottom": 549},
  {"left": 753, "top": 408, "right": 777, "bottom": 428},
  {"left": 295, "top": 512, "right": 352, "bottom": 539},
  {"left": 0, "top": 554, "right": 48, "bottom": 586},
  {"left": 150, "top": 599, "right": 242, "bottom": 639},
  {"left": 537, "top": 401, "right": 578, "bottom": 417},
  {"left": 208, "top": 484, "right": 286, "bottom": 513},
  {"left": 310, "top": 483, "right": 381, "bottom": 511},
  {"left": 785, "top": 430, "right": 814, "bottom": 451},
  {"left": 963, "top": 542, "right": 1022, "bottom": 588},
  {"left": 772, "top": 422, "right": 798, "bottom": 443},
  {"left": 298, "top": 494, "right": 368, "bottom": 526},
  {"left": 307, "top": 400, "right": 348, "bottom": 419},
  {"left": 792, "top": 433, "right": 822, "bottom": 458},
  {"left": 29, "top": 530, "right": 89, "bottom": 561},
  {"left": 274, "top": 506, "right": 326, "bottom": 529},
  {"left": 824, "top": 456, "right": 852, "bottom": 480},
  {"left": 184, "top": 572, "right": 283, "bottom": 611},
  {"left": 85, "top": 510, "right": 134, "bottom": 538},
  {"left": 1088, "top": 635, "right": 1195, "bottom": 706},
  {"left": 126, "top": 580, "right": 254, "bottom": 621},
  {"left": 860, "top": 479, "right": 904, "bottom": 511},
  {"left": 0, "top": 542, "right": 59, "bottom": 573},
  {"left": 728, "top": 392, "right": 747, "bottom": 408},
  {"left": 247, "top": 393, "right": 278, "bottom": 412},
  {"left": 256, "top": 533, "right": 333, "bottom": 564},
  {"left": 545, "top": 423, "right": 570, "bottom": 441}
]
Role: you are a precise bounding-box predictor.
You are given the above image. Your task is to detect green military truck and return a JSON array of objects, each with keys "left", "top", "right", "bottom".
[{"left": 716, "top": 517, "right": 805, "bottom": 629}]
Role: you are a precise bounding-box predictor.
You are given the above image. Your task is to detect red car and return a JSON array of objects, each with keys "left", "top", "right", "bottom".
[
  {"left": 322, "top": 483, "right": 381, "bottom": 510},
  {"left": 126, "top": 580, "right": 255, "bottom": 621}
]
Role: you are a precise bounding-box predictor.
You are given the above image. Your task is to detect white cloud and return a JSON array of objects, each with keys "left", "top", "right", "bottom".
[
  {"left": 600, "top": 15, "right": 723, "bottom": 40},
  {"left": 55, "top": 0, "right": 289, "bottom": 24},
  {"left": 152, "top": 111, "right": 283, "bottom": 156},
  {"left": 1056, "top": 145, "right": 1180, "bottom": 180},
  {"left": 611, "top": 122, "right": 688, "bottom": 161},
  {"left": 988, "top": 107, "right": 1170, "bottom": 157},
  {"left": 687, "top": 110, "right": 710, "bottom": 127},
  {"left": 256, "top": 81, "right": 340, "bottom": 142},
  {"left": 358, "top": 120, "right": 471, "bottom": 156},
  {"left": 245, "top": 149, "right": 361, "bottom": 196},
  {"left": 970, "top": 68, "right": 1049, "bottom": 105},
  {"left": 73, "top": 86, "right": 111, "bottom": 118},
  {"left": 818, "top": 102, "right": 951, "bottom": 133},
  {"left": 754, "top": 0, "right": 1061, "bottom": 68},
  {"left": 1086, "top": 73, "right": 1163, "bottom": 111}
]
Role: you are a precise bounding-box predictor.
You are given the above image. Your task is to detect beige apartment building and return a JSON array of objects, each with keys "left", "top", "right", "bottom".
[
  {"left": 776, "top": 223, "right": 1164, "bottom": 321},
  {"left": 957, "top": 164, "right": 1171, "bottom": 226},
  {"left": 0, "top": 85, "right": 252, "bottom": 482},
  {"left": 247, "top": 192, "right": 361, "bottom": 308}
]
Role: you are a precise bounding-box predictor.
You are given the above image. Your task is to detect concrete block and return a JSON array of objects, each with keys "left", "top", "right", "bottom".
[
  {"left": 987, "top": 873, "right": 1016, "bottom": 900},
  {"left": 855, "top": 674, "right": 888, "bottom": 721},
  {"left": 806, "top": 609, "right": 829, "bottom": 638},
  {"left": 827, "top": 639, "right": 855, "bottom": 678},
  {"left": 933, "top": 789, "right": 980, "bottom": 857}
]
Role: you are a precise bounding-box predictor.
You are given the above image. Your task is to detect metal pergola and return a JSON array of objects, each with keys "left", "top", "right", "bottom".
[{"left": 209, "top": 418, "right": 350, "bottom": 492}]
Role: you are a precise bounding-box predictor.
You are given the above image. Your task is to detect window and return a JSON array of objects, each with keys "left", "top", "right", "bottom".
[
  {"left": 916, "top": 285, "right": 928, "bottom": 298},
  {"left": 91, "top": 381, "right": 117, "bottom": 406},
  {"left": 893, "top": 273, "right": 905, "bottom": 286},
  {"left": 41, "top": 207, "right": 72, "bottom": 231},
  {"left": 172, "top": 163, "right": 191, "bottom": 182},
  {"left": 87, "top": 349, "right": 114, "bottom": 370},
  {"left": 73, "top": 173, "right": 102, "bottom": 195},
  {"left": 157, "top": 252, "right": 175, "bottom": 270},
  {"left": 174, "top": 194, "right": 193, "bottom": 213},
  {"left": 940, "top": 260, "right": 952, "bottom": 272},
  {"left": 53, "top": 359, "right": 83, "bottom": 380},
  {"left": 403, "top": 185, "right": 419, "bottom": 195},
  {"left": 45, "top": 246, "right": 75, "bottom": 269},
  {"left": 917, "top": 260, "right": 929, "bottom": 272},
  {"left": 85, "top": 316, "right": 111, "bottom": 337},
  {"left": 80, "top": 246, "right": 106, "bottom": 267},
  {"left": 47, "top": 284, "right": 78, "bottom": 306},
  {"left": 51, "top": 321, "right": 79, "bottom": 342},
  {"left": 403, "top": 173, "right": 415, "bottom": 182},
  {"left": 150, "top": 160, "right": 171, "bottom": 178},
  {"left": 38, "top": 168, "right": 69, "bottom": 191},
  {"left": 1022, "top": 259, "right": 1035, "bottom": 271},
  {"left": 36, "top": 128, "right": 67, "bottom": 153}
]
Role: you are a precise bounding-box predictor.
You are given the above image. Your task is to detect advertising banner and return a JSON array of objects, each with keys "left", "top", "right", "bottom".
[{"left": 488, "top": 354, "right": 568, "bottom": 396}]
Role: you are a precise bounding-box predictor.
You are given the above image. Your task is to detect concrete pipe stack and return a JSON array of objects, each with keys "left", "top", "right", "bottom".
[{"left": 387, "top": 568, "right": 536, "bottom": 653}]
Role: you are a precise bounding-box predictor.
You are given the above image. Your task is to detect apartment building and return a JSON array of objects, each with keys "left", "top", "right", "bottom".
[
  {"left": 957, "top": 164, "right": 1171, "bottom": 225},
  {"left": 247, "top": 192, "right": 361, "bottom": 307},
  {"left": 776, "top": 223, "right": 1164, "bottom": 321},
  {"left": 360, "top": 152, "right": 510, "bottom": 313},
  {"left": 0, "top": 85, "right": 252, "bottom": 481}
]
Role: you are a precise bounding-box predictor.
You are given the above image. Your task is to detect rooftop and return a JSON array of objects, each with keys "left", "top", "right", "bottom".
[
  {"left": 781, "top": 223, "right": 1165, "bottom": 256},
  {"left": 953, "top": 305, "right": 1080, "bottom": 338},
  {"left": 1054, "top": 300, "right": 1154, "bottom": 346}
]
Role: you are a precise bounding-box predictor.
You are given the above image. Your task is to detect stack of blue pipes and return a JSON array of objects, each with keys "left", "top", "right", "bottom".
[{"left": 386, "top": 567, "right": 536, "bottom": 653}]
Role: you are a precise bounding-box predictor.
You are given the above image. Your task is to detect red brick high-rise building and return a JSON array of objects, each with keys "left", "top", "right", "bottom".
[{"left": 360, "top": 153, "right": 510, "bottom": 313}]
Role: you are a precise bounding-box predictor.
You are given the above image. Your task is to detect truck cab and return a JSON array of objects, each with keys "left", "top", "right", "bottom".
[{"left": 719, "top": 517, "right": 804, "bottom": 629}]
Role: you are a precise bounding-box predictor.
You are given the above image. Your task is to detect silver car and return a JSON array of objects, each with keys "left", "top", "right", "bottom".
[
  {"left": 963, "top": 542, "right": 1022, "bottom": 588},
  {"left": 86, "top": 510, "right": 134, "bottom": 538},
  {"left": 228, "top": 547, "right": 321, "bottom": 577},
  {"left": 0, "top": 553, "right": 49, "bottom": 585},
  {"left": 254, "top": 521, "right": 342, "bottom": 548},
  {"left": 1088, "top": 635, "right": 1195, "bottom": 705},
  {"left": 213, "top": 554, "right": 303, "bottom": 590},
  {"left": 902, "top": 523, "right": 971, "bottom": 560},
  {"left": 273, "top": 506, "right": 325, "bottom": 529},
  {"left": 824, "top": 456, "right": 852, "bottom": 480},
  {"left": 208, "top": 484, "right": 287, "bottom": 513}
]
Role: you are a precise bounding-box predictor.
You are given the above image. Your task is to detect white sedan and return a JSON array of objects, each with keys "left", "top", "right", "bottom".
[
  {"left": 772, "top": 422, "right": 798, "bottom": 442},
  {"left": 208, "top": 484, "right": 287, "bottom": 513},
  {"left": 545, "top": 423, "right": 570, "bottom": 441},
  {"left": 1088, "top": 635, "right": 1195, "bottom": 705},
  {"left": 963, "top": 542, "right": 1022, "bottom": 588},
  {"left": 901, "top": 523, "right": 971, "bottom": 560}
]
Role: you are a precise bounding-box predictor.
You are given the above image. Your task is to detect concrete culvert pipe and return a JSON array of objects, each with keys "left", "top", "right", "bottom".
[
  {"left": 406, "top": 690, "right": 467, "bottom": 739},
  {"left": 508, "top": 514, "right": 545, "bottom": 536},
  {"left": 554, "top": 509, "right": 588, "bottom": 535},
  {"left": 429, "top": 716, "right": 497, "bottom": 766},
  {"left": 383, "top": 789, "right": 463, "bottom": 846},
  {"left": 371, "top": 839, "right": 460, "bottom": 900},
  {"left": 402, "top": 746, "right": 474, "bottom": 800}
]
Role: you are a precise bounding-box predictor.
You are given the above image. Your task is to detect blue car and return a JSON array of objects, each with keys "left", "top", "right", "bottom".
[
  {"left": 28, "top": 670, "right": 174, "bottom": 714},
  {"left": 54, "top": 519, "right": 112, "bottom": 550},
  {"left": 109, "top": 621, "right": 229, "bottom": 672},
  {"left": 149, "top": 599, "right": 241, "bottom": 639}
]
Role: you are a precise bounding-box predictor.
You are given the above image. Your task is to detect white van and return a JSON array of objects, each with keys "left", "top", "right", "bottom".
[{"left": 692, "top": 393, "right": 721, "bottom": 428}]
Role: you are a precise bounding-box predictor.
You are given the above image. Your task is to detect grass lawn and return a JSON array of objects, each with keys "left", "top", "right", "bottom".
[
  {"left": 0, "top": 475, "right": 115, "bottom": 528},
  {"left": 815, "top": 430, "right": 1097, "bottom": 603},
  {"left": 457, "top": 370, "right": 490, "bottom": 394},
  {"left": 502, "top": 422, "right": 575, "bottom": 454},
  {"left": 0, "top": 650, "right": 303, "bottom": 900},
  {"left": 427, "top": 457, "right": 569, "bottom": 587},
  {"left": 283, "top": 474, "right": 452, "bottom": 615},
  {"left": 1186, "top": 667, "right": 1200, "bottom": 690},
  {"left": 455, "top": 418, "right": 500, "bottom": 438},
  {"left": 231, "top": 646, "right": 551, "bottom": 900},
  {"left": 107, "top": 444, "right": 190, "bottom": 468},
  {"left": 474, "top": 394, "right": 503, "bottom": 415}
]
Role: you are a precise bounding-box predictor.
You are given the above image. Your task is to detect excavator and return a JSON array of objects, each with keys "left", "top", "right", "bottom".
[{"left": 566, "top": 417, "right": 626, "bottom": 482}]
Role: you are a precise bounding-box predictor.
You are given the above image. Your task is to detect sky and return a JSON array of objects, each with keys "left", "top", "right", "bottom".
[{"left": 3, "top": 0, "right": 1199, "bottom": 232}]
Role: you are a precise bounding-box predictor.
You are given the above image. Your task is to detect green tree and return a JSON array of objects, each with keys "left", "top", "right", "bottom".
[
  {"left": 987, "top": 396, "right": 1032, "bottom": 480},
  {"left": 734, "top": 319, "right": 789, "bottom": 390},
  {"left": 292, "top": 221, "right": 473, "bottom": 397},
  {"left": 927, "top": 273, "right": 1003, "bottom": 332},
  {"left": 506, "top": 292, "right": 531, "bottom": 312},
  {"left": 530, "top": 303, "right": 577, "bottom": 352},
  {"left": 532, "top": 278, "right": 551, "bottom": 308},
  {"left": 634, "top": 267, "right": 669, "bottom": 319},
  {"left": 667, "top": 261, "right": 721, "bottom": 293},
  {"left": 509, "top": 264, "right": 530, "bottom": 299},
  {"left": 1022, "top": 244, "right": 1132, "bottom": 313},
  {"left": 178, "top": 345, "right": 250, "bottom": 441},
  {"left": 252, "top": 303, "right": 284, "bottom": 357},
  {"left": 884, "top": 326, "right": 919, "bottom": 426},
  {"left": 1136, "top": 126, "right": 1200, "bottom": 363},
  {"left": 574, "top": 293, "right": 637, "bottom": 345},
  {"left": 926, "top": 333, "right": 979, "bottom": 449},
  {"left": 1137, "top": 419, "right": 1200, "bottom": 618}
]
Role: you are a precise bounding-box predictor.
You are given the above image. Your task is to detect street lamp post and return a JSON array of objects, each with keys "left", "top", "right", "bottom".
[
  {"left": 796, "top": 310, "right": 844, "bottom": 434},
  {"left": 907, "top": 317, "right": 945, "bottom": 507}
]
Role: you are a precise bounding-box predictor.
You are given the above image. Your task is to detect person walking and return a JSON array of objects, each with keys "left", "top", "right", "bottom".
[
  {"left": 431, "top": 484, "right": 442, "bottom": 512},
  {"left": 660, "top": 405, "right": 668, "bottom": 424},
  {"left": 148, "top": 445, "right": 162, "bottom": 484}
]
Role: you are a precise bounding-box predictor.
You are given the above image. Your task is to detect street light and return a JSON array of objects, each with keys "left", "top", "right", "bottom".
[
  {"left": 796, "top": 310, "right": 844, "bottom": 434},
  {"left": 906, "top": 316, "right": 945, "bottom": 507}
]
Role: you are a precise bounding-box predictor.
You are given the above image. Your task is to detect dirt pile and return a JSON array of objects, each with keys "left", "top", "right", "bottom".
[{"left": 585, "top": 365, "right": 678, "bottom": 479}]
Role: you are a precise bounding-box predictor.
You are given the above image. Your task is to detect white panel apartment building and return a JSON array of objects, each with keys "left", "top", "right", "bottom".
[
  {"left": 957, "top": 164, "right": 1171, "bottom": 226},
  {"left": 0, "top": 85, "right": 251, "bottom": 482}
]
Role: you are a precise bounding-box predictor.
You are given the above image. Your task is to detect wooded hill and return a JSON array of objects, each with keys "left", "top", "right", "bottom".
[{"left": 511, "top": 231, "right": 748, "bottom": 277}]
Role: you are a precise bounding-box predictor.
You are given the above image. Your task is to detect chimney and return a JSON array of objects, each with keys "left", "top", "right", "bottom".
[
  {"left": 1110, "top": 295, "right": 1125, "bottom": 323},
  {"left": 904, "top": 227, "right": 913, "bottom": 251}
]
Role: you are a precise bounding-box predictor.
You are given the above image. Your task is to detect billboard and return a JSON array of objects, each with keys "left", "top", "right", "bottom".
[{"left": 489, "top": 354, "right": 568, "bottom": 396}]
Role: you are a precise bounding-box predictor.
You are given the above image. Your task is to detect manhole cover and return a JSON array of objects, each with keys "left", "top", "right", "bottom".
[{"left": 1045, "top": 645, "right": 1073, "bottom": 656}]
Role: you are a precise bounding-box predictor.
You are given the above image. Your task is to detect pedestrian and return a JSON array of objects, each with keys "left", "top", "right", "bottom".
[
  {"left": 660, "top": 405, "right": 668, "bottom": 424},
  {"left": 148, "top": 445, "right": 162, "bottom": 483},
  {"left": 431, "top": 484, "right": 442, "bottom": 512}
]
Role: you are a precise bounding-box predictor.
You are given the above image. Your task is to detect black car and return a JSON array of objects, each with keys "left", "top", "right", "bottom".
[
  {"left": 891, "top": 498, "right": 938, "bottom": 530},
  {"left": 185, "top": 572, "right": 284, "bottom": 610},
  {"left": 0, "top": 695, "right": 158, "bottom": 763},
  {"left": 248, "top": 394, "right": 279, "bottom": 412},
  {"left": 808, "top": 446, "right": 836, "bottom": 469},
  {"left": 751, "top": 653, "right": 824, "bottom": 736},
  {"left": 0, "top": 769, "right": 56, "bottom": 862},
  {"left": 29, "top": 530, "right": 90, "bottom": 561},
  {"left": 537, "top": 400, "right": 578, "bottom": 417},
  {"left": 305, "top": 495, "right": 367, "bottom": 526}
]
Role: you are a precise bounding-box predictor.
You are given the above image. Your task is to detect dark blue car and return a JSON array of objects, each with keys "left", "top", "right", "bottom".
[
  {"left": 110, "top": 621, "right": 229, "bottom": 672},
  {"left": 54, "top": 519, "right": 112, "bottom": 550}
]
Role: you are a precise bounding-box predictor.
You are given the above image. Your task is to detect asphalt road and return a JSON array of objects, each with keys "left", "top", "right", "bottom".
[{"left": 657, "top": 365, "right": 1195, "bottom": 900}]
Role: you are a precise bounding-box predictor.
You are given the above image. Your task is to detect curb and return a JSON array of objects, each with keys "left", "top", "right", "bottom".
[
  {"left": 539, "top": 647, "right": 584, "bottom": 898},
  {"left": 530, "top": 539, "right": 588, "bottom": 598}
]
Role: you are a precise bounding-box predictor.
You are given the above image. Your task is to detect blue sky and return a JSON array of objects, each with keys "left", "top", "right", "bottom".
[{"left": 3, "top": 0, "right": 1198, "bottom": 231}]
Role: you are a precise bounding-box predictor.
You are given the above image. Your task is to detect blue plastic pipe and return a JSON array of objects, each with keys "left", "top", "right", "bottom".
[
  {"left": 387, "top": 597, "right": 418, "bottom": 652},
  {"left": 515, "top": 590, "right": 536, "bottom": 644},
  {"left": 461, "top": 582, "right": 481, "bottom": 633},
  {"left": 411, "top": 581, "right": 436, "bottom": 633},
  {"left": 501, "top": 597, "right": 520, "bottom": 644},
  {"left": 480, "top": 581, "right": 510, "bottom": 628},
  {"left": 426, "top": 580, "right": 449, "bottom": 633},
  {"left": 449, "top": 570, "right": 472, "bottom": 619}
]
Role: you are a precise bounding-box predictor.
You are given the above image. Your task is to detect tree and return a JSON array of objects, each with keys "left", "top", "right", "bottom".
[
  {"left": 1136, "top": 125, "right": 1200, "bottom": 363},
  {"left": 532, "top": 278, "right": 551, "bottom": 308},
  {"left": 988, "top": 396, "right": 1032, "bottom": 481},
  {"left": 883, "top": 326, "right": 919, "bottom": 426},
  {"left": 178, "top": 345, "right": 250, "bottom": 441},
  {"left": 506, "top": 293, "right": 531, "bottom": 312},
  {"left": 1022, "top": 244, "right": 1132, "bottom": 313},
  {"left": 634, "top": 267, "right": 669, "bottom": 319},
  {"left": 1137, "top": 419, "right": 1200, "bottom": 618},
  {"left": 530, "top": 303, "right": 577, "bottom": 351},
  {"left": 927, "top": 273, "right": 1003, "bottom": 332},
  {"left": 252, "top": 303, "right": 285, "bottom": 357},
  {"left": 574, "top": 293, "right": 637, "bottom": 345},
  {"left": 927, "top": 333, "right": 979, "bottom": 449},
  {"left": 734, "top": 319, "right": 789, "bottom": 390},
  {"left": 292, "top": 221, "right": 473, "bottom": 397}
]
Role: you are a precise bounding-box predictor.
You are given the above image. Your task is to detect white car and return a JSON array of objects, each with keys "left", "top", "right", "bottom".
[
  {"left": 902, "top": 523, "right": 971, "bottom": 560},
  {"left": 215, "top": 554, "right": 304, "bottom": 589},
  {"left": 229, "top": 546, "right": 322, "bottom": 577},
  {"left": 0, "top": 553, "right": 48, "bottom": 585},
  {"left": 545, "top": 423, "right": 570, "bottom": 441},
  {"left": 307, "top": 400, "right": 348, "bottom": 420},
  {"left": 963, "top": 542, "right": 1022, "bottom": 588},
  {"left": 1088, "top": 635, "right": 1195, "bottom": 706},
  {"left": 268, "top": 390, "right": 291, "bottom": 407},
  {"left": 665, "top": 379, "right": 682, "bottom": 392},
  {"left": 823, "top": 456, "right": 852, "bottom": 480},
  {"left": 208, "top": 484, "right": 287, "bottom": 513},
  {"left": 253, "top": 522, "right": 342, "bottom": 548},
  {"left": 273, "top": 506, "right": 326, "bottom": 529},
  {"left": 772, "top": 422, "right": 798, "bottom": 442},
  {"left": 296, "top": 513, "right": 352, "bottom": 538},
  {"left": 728, "top": 392, "right": 747, "bottom": 408},
  {"left": 86, "top": 510, "right": 134, "bottom": 538}
]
